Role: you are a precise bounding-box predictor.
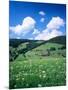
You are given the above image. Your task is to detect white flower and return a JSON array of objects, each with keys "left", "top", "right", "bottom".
[
  {"left": 14, "top": 85, "right": 16, "bottom": 87},
  {"left": 16, "top": 78, "right": 19, "bottom": 81},
  {"left": 39, "top": 74, "right": 42, "bottom": 78},
  {"left": 22, "top": 78, "right": 24, "bottom": 81},
  {"left": 26, "top": 83, "right": 29, "bottom": 87},
  {"left": 38, "top": 84, "right": 42, "bottom": 87},
  {"left": 42, "top": 71, "right": 46, "bottom": 73},
  {"left": 43, "top": 75, "right": 46, "bottom": 78}
]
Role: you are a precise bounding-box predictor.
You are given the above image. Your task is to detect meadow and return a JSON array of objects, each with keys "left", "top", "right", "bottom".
[{"left": 9, "top": 36, "right": 66, "bottom": 89}]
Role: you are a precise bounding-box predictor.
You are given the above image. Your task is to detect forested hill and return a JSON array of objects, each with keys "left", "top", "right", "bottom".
[{"left": 9, "top": 36, "right": 66, "bottom": 48}]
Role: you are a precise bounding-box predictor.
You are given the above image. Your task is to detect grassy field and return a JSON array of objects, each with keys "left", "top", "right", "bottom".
[
  {"left": 9, "top": 37, "right": 66, "bottom": 89},
  {"left": 9, "top": 57, "right": 66, "bottom": 88}
]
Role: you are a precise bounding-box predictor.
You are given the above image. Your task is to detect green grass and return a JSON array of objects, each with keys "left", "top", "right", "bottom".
[
  {"left": 9, "top": 55, "right": 66, "bottom": 89},
  {"left": 33, "top": 43, "right": 63, "bottom": 51},
  {"left": 9, "top": 40, "right": 66, "bottom": 89}
]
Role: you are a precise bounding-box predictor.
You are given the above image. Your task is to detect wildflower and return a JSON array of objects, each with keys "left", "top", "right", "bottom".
[
  {"left": 16, "top": 75, "right": 19, "bottom": 78},
  {"left": 26, "top": 83, "right": 29, "bottom": 87},
  {"left": 39, "top": 74, "right": 42, "bottom": 78},
  {"left": 42, "top": 71, "right": 46, "bottom": 73},
  {"left": 43, "top": 75, "right": 46, "bottom": 78},
  {"left": 22, "top": 78, "right": 24, "bottom": 81},
  {"left": 14, "top": 85, "right": 16, "bottom": 88},
  {"left": 16, "top": 78, "right": 19, "bottom": 81},
  {"left": 38, "top": 84, "right": 42, "bottom": 87}
]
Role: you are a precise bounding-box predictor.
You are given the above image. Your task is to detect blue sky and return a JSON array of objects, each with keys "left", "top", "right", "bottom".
[{"left": 9, "top": 1, "right": 66, "bottom": 40}]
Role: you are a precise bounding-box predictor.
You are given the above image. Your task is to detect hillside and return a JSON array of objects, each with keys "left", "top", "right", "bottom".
[
  {"left": 9, "top": 35, "right": 66, "bottom": 47},
  {"left": 9, "top": 36, "right": 66, "bottom": 61},
  {"left": 48, "top": 36, "right": 66, "bottom": 45},
  {"left": 9, "top": 35, "right": 66, "bottom": 89}
]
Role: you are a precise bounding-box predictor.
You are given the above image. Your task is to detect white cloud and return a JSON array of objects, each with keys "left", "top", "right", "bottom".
[
  {"left": 10, "top": 16, "right": 65, "bottom": 40},
  {"left": 10, "top": 24, "right": 22, "bottom": 35},
  {"left": 22, "top": 16, "right": 36, "bottom": 30},
  {"left": 40, "top": 18, "right": 45, "bottom": 22},
  {"left": 28, "top": 38, "right": 34, "bottom": 40},
  {"left": 16, "top": 37, "right": 21, "bottom": 39},
  {"left": 39, "top": 11, "right": 45, "bottom": 16},
  {"left": 35, "top": 17, "right": 65, "bottom": 40},
  {"left": 35, "top": 29, "right": 63, "bottom": 40},
  {"left": 32, "top": 29, "right": 40, "bottom": 35},
  {"left": 47, "top": 16, "right": 65, "bottom": 30},
  {"left": 10, "top": 16, "right": 36, "bottom": 36}
]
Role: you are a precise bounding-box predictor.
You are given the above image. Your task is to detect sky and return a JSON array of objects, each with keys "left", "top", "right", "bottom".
[{"left": 9, "top": 1, "right": 66, "bottom": 40}]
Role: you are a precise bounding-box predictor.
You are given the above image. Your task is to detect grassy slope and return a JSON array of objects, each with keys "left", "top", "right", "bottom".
[{"left": 9, "top": 36, "right": 66, "bottom": 89}]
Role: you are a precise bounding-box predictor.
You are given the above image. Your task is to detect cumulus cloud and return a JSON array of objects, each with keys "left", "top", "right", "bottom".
[
  {"left": 32, "top": 29, "right": 40, "bottom": 35},
  {"left": 10, "top": 16, "right": 65, "bottom": 40},
  {"left": 35, "top": 17, "right": 65, "bottom": 40},
  {"left": 10, "top": 16, "right": 36, "bottom": 36},
  {"left": 47, "top": 17, "right": 65, "bottom": 29},
  {"left": 39, "top": 11, "right": 45, "bottom": 16},
  {"left": 35, "top": 29, "right": 63, "bottom": 40}
]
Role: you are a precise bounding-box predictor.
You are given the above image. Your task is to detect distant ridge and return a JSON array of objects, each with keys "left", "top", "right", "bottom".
[
  {"left": 9, "top": 35, "right": 66, "bottom": 47},
  {"left": 48, "top": 36, "right": 66, "bottom": 45}
]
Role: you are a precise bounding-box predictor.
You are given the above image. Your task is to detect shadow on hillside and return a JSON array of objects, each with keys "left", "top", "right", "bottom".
[{"left": 9, "top": 36, "right": 66, "bottom": 61}]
